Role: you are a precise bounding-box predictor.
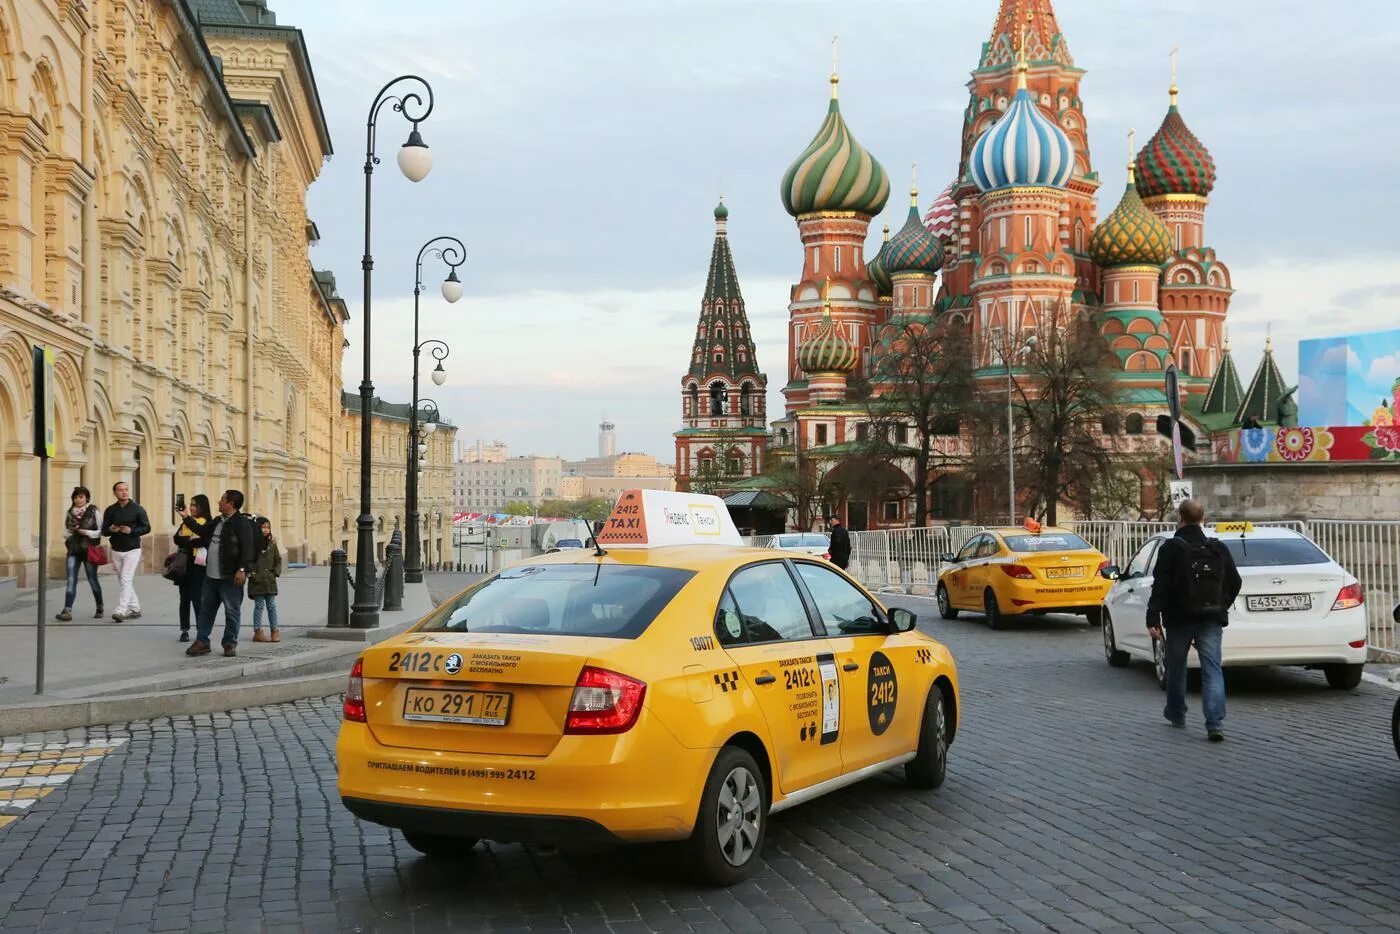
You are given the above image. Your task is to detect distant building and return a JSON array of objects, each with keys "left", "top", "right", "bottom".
[
  {"left": 461, "top": 440, "right": 509, "bottom": 463},
  {"left": 564, "top": 452, "right": 670, "bottom": 478},
  {"left": 557, "top": 475, "right": 673, "bottom": 503},
  {"left": 599, "top": 420, "right": 617, "bottom": 458},
  {"left": 457, "top": 455, "right": 564, "bottom": 513}
]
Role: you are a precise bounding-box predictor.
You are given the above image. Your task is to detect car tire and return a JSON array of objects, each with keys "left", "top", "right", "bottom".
[
  {"left": 905, "top": 688, "right": 949, "bottom": 790},
  {"left": 1102, "top": 610, "right": 1130, "bottom": 668},
  {"left": 1084, "top": 606, "right": 1103, "bottom": 627},
  {"left": 984, "top": 589, "right": 1006, "bottom": 630},
  {"left": 1153, "top": 635, "right": 1167, "bottom": 691},
  {"left": 1391, "top": 697, "right": 1400, "bottom": 762},
  {"left": 682, "top": 746, "right": 767, "bottom": 886},
  {"left": 402, "top": 830, "right": 479, "bottom": 859},
  {"left": 1323, "top": 663, "right": 1364, "bottom": 690},
  {"left": 936, "top": 583, "right": 959, "bottom": 620}
]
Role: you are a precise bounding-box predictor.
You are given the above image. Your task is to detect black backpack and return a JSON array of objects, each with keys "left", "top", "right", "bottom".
[{"left": 1180, "top": 540, "right": 1228, "bottom": 617}]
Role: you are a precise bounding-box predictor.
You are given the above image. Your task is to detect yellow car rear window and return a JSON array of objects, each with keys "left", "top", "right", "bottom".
[{"left": 1002, "top": 532, "right": 1093, "bottom": 552}]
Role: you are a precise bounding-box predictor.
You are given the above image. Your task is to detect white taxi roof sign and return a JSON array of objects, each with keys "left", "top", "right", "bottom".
[
  {"left": 1213, "top": 521, "right": 1254, "bottom": 533},
  {"left": 596, "top": 489, "right": 742, "bottom": 549}
]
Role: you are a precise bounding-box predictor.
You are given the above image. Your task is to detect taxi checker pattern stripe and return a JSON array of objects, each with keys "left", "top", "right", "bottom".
[
  {"left": 0, "top": 738, "right": 126, "bottom": 828},
  {"left": 969, "top": 86, "right": 1074, "bottom": 192},
  {"left": 713, "top": 670, "right": 740, "bottom": 693},
  {"left": 780, "top": 98, "right": 890, "bottom": 217}
]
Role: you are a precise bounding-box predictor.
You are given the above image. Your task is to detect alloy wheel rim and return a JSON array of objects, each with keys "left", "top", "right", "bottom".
[
  {"left": 933, "top": 697, "right": 947, "bottom": 771},
  {"left": 937, "top": 586, "right": 948, "bottom": 613},
  {"left": 1102, "top": 613, "right": 1114, "bottom": 660},
  {"left": 716, "top": 766, "right": 761, "bottom": 867}
]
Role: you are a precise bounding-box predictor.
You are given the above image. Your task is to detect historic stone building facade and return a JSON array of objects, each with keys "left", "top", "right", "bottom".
[
  {"left": 0, "top": 0, "right": 343, "bottom": 582},
  {"left": 340, "top": 393, "right": 456, "bottom": 570}
]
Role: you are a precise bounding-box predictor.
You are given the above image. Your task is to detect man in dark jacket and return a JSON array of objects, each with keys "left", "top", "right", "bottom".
[
  {"left": 1147, "top": 499, "right": 1242, "bottom": 741},
  {"left": 186, "top": 489, "right": 256, "bottom": 658},
  {"left": 102, "top": 481, "right": 151, "bottom": 622},
  {"left": 827, "top": 516, "right": 851, "bottom": 570}
]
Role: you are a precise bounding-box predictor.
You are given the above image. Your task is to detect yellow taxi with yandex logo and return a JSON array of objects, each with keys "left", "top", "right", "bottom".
[
  {"left": 338, "top": 490, "right": 960, "bottom": 885},
  {"left": 935, "top": 520, "right": 1113, "bottom": 629}
]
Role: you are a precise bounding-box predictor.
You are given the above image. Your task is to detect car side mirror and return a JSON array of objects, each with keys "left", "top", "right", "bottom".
[
  {"left": 1100, "top": 565, "right": 1121, "bottom": 581},
  {"left": 940, "top": 553, "right": 956, "bottom": 564},
  {"left": 890, "top": 607, "right": 917, "bottom": 633}
]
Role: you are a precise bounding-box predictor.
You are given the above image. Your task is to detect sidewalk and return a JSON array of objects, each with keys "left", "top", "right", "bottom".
[{"left": 0, "top": 567, "right": 439, "bottom": 734}]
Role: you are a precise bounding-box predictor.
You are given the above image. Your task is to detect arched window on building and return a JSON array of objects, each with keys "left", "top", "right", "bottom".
[
  {"left": 688, "top": 383, "right": 699, "bottom": 419},
  {"left": 1125, "top": 413, "right": 1144, "bottom": 435},
  {"left": 1101, "top": 412, "right": 1121, "bottom": 435},
  {"left": 709, "top": 381, "right": 728, "bottom": 416},
  {"left": 739, "top": 382, "right": 754, "bottom": 416}
]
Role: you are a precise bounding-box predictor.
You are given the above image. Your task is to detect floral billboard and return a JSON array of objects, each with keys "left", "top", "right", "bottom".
[{"left": 1214, "top": 425, "right": 1400, "bottom": 463}]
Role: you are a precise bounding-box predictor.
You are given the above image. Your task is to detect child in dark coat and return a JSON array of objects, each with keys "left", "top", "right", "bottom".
[{"left": 249, "top": 517, "right": 283, "bottom": 642}]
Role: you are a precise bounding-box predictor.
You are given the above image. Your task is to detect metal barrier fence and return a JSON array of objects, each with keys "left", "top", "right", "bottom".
[{"left": 746, "top": 519, "right": 1399, "bottom": 657}]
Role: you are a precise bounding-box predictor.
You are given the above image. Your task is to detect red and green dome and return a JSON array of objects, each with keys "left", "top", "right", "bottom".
[
  {"left": 781, "top": 79, "right": 890, "bottom": 217},
  {"left": 798, "top": 312, "right": 859, "bottom": 374},
  {"left": 884, "top": 201, "right": 944, "bottom": 276},
  {"left": 1135, "top": 97, "right": 1216, "bottom": 198},
  {"left": 1088, "top": 172, "right": 1173, "bottom": 267},
  {"left": 867, "top": 225, "right": 892, "bottom": 297}
]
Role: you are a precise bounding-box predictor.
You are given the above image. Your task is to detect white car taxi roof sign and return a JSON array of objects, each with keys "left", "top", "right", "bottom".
[
  {"left": 597, "top": 489, "right": 743, "bottom": 549},
  {"left": 1213, "top": 521, "right": 1254, "bottom": 533}
]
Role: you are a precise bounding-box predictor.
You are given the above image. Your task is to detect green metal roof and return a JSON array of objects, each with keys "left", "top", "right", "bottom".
[
  {"left": 673, "top": 427, "right": 769, "bottom": 436},
  {"left": 1235, "top": 346, "right": 1289, "bottom": 426},
  {"left": 1200, "top": 348, "right": 1244, "bottom": 417}
]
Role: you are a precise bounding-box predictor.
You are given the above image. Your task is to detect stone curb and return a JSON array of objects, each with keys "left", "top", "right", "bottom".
[{"left": 0, "top": 671, "right": 348, "bottom": 736}]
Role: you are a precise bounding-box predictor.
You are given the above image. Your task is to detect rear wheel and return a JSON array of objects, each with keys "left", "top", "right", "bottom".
[
  {"left": 1102, "top": 610, "right": 1130, "bottom": 668},
  {"left": 682, "top": 746, "right": 767, "bottom": 886},
  {"left": 1391, "top": 697, "right": 1400, "bottom": 761},
  {"left": 984, "top": 589, "right": 1006, "bottom": 631},
  {"left": 936, "top": 583, "right": 959, "bottom": 620},
  {"left": 1323, "top": 663, "right": 1364, "bottom": 690},
  {"left": 906, "top": 689, "right": 949, "bottom": 789},
  {"left": 402, "top": 830, "right": 478, "bottom": 859}
]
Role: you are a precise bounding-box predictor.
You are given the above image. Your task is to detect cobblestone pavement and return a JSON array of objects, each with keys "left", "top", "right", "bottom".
[{"left": 1, "top": 599, "right": 1398, "bottom": 932}]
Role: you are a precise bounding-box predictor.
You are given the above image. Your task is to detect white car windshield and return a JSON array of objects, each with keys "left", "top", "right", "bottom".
[{"left": 1218, "top": 537, "right": 1329, "bottom": 568}]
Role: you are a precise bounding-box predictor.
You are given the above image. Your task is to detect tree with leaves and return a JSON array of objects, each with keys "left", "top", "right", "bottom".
[
  {"left": 864, "top": 313, "right": 977, "bottom": 526},
  {"left": 502, "top": 500, "right": 535, "bottom": 517}
]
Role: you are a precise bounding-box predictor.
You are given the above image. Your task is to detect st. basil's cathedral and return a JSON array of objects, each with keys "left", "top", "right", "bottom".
[{"left": 676, "top": 0, "right": 1282, "bottom": 530}]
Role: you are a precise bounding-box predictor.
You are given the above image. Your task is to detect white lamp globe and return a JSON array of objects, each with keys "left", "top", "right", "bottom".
[
  {"left": 397, "top": 128, "right": 432, "bottom": 182},
  {"left": 441, "top": 270, "right": 464, "bottom": 303},
  {"left": 417, "top": 443, "right": 428, "bottom": 457},
  {"left": 431, "top": 363, "right": 447, "bottom": 386}
]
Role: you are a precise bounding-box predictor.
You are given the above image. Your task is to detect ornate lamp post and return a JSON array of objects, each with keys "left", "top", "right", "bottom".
[
  {"left": 351, "top": 75, "right": 435, "bottom": 630},
  {"left": 404, "top": 238, "right": 463, "bottom": 584}
]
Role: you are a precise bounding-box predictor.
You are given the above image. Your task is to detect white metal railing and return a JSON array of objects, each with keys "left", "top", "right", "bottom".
[{"left": 1308, "top": 520, "right": 1399, "bottom": 655}]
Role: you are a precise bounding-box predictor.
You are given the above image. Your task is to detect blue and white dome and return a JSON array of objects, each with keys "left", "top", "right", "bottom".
[{"left": 969, "top": 83, "right": 1075, "bottom": 192}]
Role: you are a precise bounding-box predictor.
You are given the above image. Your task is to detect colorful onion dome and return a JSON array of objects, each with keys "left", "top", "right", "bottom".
[
  {"left": 969, "top": 64, "right": 1074, "bottom": 192},
  {"left": 867, "top": 225, "right": 892, "bottom": 297},
  {"left": 780, "top": 74, "right": 890, "bottom": 217},
  {"left": 798, "top": 282, "right": 859, "bottom": 373},
  {"left": 885, "top": 191, "right": 944, "bottom": 275},
  {"left": 1088, "top": 166, "right": 1173, "bottom": 267},
  {"left": 1134, "top": 87, "right": 1216, "bottom": 198},
  {"left": 922, "top": 181, "right": 957, "bottom": 240},
  {"left": 713, "top": 198, "right": 729, "bottom": 220}
]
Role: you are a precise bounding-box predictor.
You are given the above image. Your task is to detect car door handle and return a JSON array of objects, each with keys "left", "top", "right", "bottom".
[
  {"left": 754, "top": 674, "right": 776, "bottom": 685},
  {"left": 843, "top": 662, "right": 859, "bottom": 672}
]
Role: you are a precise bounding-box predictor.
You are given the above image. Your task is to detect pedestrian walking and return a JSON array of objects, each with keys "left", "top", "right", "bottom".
[
  {"left": 173, "top": 494, "right": 211, "bottom": 643},
  {"left": 102, "top": 481, "right": 150, "bottom": 622},
  {"left": 1146, "top": 499, "right": 1243, "bottom": 741},
  {"left": 827, "top": 515, "right": 851, "bottom": 570},
  {"left": 185, "top": 490, "right": 255, "bottom": 658},
  {"left": 57, "top": 486, "right": 104, "bottom": 620},
  {"left": 249, "top": 516, "right": 283, "bottom": 643}
]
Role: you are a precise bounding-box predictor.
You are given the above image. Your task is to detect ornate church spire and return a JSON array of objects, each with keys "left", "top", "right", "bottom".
[
  {"left": 979, "top": 0, "right": 1073, "bottom": 70},
  {"left": 688, "top": 199, "right": 762, "bottom": 382}
]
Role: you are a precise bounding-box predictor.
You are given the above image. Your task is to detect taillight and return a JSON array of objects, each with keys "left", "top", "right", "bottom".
[
  {"left": 564, "top": 666, "right": 646, "bottom": 735},
  {"left": 1332, "top": 582, "right": 1364, "bottom": 611},
  {"left": 1000, "top": 564, "right": 1035, "bottom": 580},
  {"left": 343, "top": 657, "right": 366, "bottom": 722}
]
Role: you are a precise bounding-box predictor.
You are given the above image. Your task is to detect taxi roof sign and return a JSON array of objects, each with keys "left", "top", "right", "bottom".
[
  {"left": 1023, "top": 518, "right": 1042, "bottom": 534},
  {"left": 596, "top": 489, "right": 742, "bottom": 549},
  {"left": 1213, "top": 521, "right": 1254, "bottom": 533}
]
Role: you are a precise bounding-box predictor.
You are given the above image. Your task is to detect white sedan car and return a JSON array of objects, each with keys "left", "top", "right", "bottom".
[
  {"left": 1099, "top": 524, "right": 1368, "bottom": 690},
  {"left": 771, "top": 532, "right": 831, "bottom": 559}
]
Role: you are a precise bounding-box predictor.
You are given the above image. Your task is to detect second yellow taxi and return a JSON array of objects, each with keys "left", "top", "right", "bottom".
[
  {"left": 337, "top": 490, "right": 960, "bottom": 885},
  {"left": 935, "top": 521, "right": 1112, "bottom": 628}
]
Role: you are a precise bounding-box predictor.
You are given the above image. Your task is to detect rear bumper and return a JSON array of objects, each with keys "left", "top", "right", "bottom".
[
  {"left": 999, "top": 581, "right": 1111, "bottom": 616},
  {"left": 1177, "top": 611, "right": 1370, "bottom": 667},
  {"left": 342, "top": 796, "right": 621, "bottom": 846}
]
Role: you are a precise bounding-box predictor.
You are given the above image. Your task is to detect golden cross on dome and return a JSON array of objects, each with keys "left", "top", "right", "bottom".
[
  {"left": 822, "top": 276, "right": 832, "bottom": 317},
  {"left": 1223, "top": 324, "right": 1231, "bottom": 352},
  {"left": 882, "top": 224, "right": 890, "bottom": 242},
  {"left": 1014, "top": 12, "right": 1032, "bottom": 86},
  {"left": 1127, "top": 128, "right": 1136, "bottom": 179},
  {"left": 910, "top": 162, "right": 919, "bottom": 205},
  {"left": 830, "top": 35, "right": 839, "bottom": 98},
  {"left": 1170, "top": 46, "right": 1180, "bottom": 104}
]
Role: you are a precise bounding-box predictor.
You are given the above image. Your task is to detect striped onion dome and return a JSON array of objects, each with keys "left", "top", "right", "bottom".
[
  {"left": 922, "top": 181, "right": 957, "bottom": 240},
  {"left": 885, "top": 196, "right": 944, "bottom": 275},
  {"left": 969, "top": 68, "right": 1074, "bottom": 192},
  {"left": 1088, "top": 168, "right": 1173, "bottom": 267},
  {"left": 867, "top": 225, "right": 892, "bottom": 297},
  {"left": 1134, "top": 89, "right": 1216, "bottom": 198},
  {"left": 798, "top": 311, "right": 859, "bottom": 374},
  {"left": 780, "top": 77, "right": 890, "bottom": 217}
]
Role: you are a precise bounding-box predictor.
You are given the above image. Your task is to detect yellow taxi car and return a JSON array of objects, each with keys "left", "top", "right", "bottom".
[
  {"left": 337, "top": 490, "right": 960, "bottom": 885},
  {"left": 935, "top": 520, "right": 1112, "bottom": 629}
]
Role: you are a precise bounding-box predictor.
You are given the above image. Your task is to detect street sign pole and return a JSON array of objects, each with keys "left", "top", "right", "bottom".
[
  {"left": 1164, "top": 364, "right": 1184, "bottom": 480},
  {"left": 33, "top": 346, "right": 55, "bottom": 694}
]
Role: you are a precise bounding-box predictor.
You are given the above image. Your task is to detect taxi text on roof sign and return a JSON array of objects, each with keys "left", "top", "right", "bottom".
[{"left": 597, "top": 489, "right": 742, "bottom": 548}]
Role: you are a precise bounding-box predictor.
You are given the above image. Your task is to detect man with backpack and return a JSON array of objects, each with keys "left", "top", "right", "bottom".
[{"left": 1146, "top": 499, "right": 1242, "bottom": 741}]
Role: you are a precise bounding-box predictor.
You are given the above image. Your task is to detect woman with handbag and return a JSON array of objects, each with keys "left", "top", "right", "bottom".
[
  {"left": 57, "top": 486, "right": 104, "bottom": 621},
  {"left": 173, "top": 494, "right": 211, "bottom": 643}
]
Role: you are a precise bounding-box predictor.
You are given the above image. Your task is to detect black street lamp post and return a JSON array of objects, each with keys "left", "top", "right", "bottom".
[
  {"left": 407, "top": 392, "right": 446, "bottom": 583},
  {"left": 406, "top": 237, "right": 464, "bottom": 584},
  {"left": 351, "top": 75, "right": 435, "bottom": 630}
]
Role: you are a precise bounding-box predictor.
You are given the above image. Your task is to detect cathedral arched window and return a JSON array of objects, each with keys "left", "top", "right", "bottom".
[
  {"left": 1125, "top": 413, "right": 1144, "bottom": 435},
  {"left": 709, "top": 382, "right": 728, "bottom": 417}
]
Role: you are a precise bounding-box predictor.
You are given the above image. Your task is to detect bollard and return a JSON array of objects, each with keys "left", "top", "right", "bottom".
[
  {"left": 382, "top": 536, "right": 404, "bottom": 611},
  {"left": 327, "top": 549, "right": 350, "bottom": 628}
]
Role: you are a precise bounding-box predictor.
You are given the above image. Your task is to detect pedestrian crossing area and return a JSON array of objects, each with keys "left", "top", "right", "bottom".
[{"left": 0, "top": 738, "right": 127, "bottom": 831}]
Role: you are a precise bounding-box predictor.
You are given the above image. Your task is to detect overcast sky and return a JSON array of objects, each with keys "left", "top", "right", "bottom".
[{"left": 295, "top": 0, "right": 1400, "bottom": 462}]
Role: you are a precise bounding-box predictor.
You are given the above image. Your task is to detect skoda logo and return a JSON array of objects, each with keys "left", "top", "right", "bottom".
[{"left": 444, "top": 653, "right": 463, "bottom": 675}]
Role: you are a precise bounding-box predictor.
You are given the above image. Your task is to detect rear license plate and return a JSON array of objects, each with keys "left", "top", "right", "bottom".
[
  {"left": 1246, "top": 593, "right": 1312, "bottom": 612},
  {"left": 402, "top": 688, "right": 512, "bottom": 726},
  {"left": 1044, "top": 566, "right": 1083, "bottom": 579}
]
